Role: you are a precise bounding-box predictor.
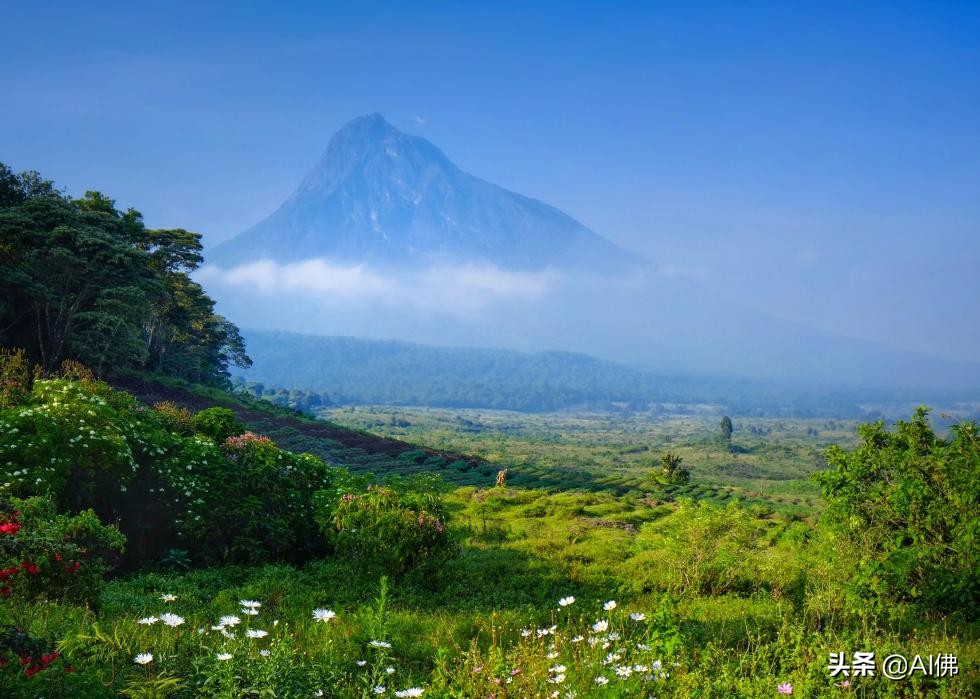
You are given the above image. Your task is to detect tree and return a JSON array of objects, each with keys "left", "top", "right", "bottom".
[
  {"left": 660, "top": 451, "right": 690, "bottom": 484},
  {"left": 720, "top": 416, "right": 733, "bottom": 451},
  {"left": 814, "top": 408, "right": 979, "bottom": 617},
  {"left": 0, "top": 162, "right": 250, "bottom": 386}
]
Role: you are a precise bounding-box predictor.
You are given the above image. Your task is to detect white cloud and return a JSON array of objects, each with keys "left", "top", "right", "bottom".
[{"left": 198, "top": 258, "right": 559, "bottom": 314}]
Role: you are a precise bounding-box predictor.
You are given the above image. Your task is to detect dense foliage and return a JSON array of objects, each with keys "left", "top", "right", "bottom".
[
  {"left": 0, "top": 370, "right": 340, "bottom": 566},
  {"left": 0, "top": 495, "right": 125, "bottom": 605},
  {"left": 0, "top": 163, "right": 250, "bottom": 386},
  {"left": 815, "top": 407, "right": 979, "bottom": 618},
  {"left": 323, "top": 474, "right": 454, "bottom": 576}
]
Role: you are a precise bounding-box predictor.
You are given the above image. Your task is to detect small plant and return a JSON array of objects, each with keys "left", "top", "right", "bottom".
[
  {"left": 152, "top": 401, "right": 194, "bottom": 436},
  {"left": 192, "top": 407, "right": 245, "bottom": 444},
  {"left": 159, "top": 548, "right": 191, "bottom": 571}
]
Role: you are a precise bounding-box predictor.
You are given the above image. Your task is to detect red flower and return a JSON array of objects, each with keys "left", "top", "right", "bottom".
[
  {"left": 54, "top": 552, "right": 62, "bottom": 561},
  {"left": 0, "top": 521, "right": 20, "bottom": 535}
]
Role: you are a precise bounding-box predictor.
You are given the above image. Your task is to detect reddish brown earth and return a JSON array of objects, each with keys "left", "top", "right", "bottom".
[{"left": 108, "top": 375, "right": 481, "bottom": 467}]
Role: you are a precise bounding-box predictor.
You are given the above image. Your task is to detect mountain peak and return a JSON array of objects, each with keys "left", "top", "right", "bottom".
[
  {"left": 334, "top": 112, "right": 398, "bottom": 140},
  {"left": 211, "top": 115, "right": 643, "bottom": 272}
]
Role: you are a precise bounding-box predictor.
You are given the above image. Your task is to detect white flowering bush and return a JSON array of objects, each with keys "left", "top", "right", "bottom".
[{"left": 0, "top": 378, "right": 340, "bottom": 566}]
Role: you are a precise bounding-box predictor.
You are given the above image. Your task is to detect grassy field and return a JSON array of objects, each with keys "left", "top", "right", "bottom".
[
  {"left": 2, "top": 379, "right": 975, "bottom": 697},
  {"left": 318, "top": 406, "right": 863, "bottom": 514}
]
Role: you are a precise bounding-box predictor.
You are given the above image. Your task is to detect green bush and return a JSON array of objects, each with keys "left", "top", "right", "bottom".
[
  {"left": 814, "top": 408, "right": 979, "bottom": 618},
  {"left": 177, "top": 432, "right": 338, "bottom": 563},
  {"left": 192, "top": 407, "right": 245, "bottom": 444},
  {"left": 321, "top": 474, "right": 454, "bottom": 576},
  {"left": 152, "top": 401, "right": 195, "bottom": 436},
  {"left": 0, "top": 495, "right": 125, "bottom": 605},
  {"left": 0, "top": 378, "right": 341, "bottom": 566}
]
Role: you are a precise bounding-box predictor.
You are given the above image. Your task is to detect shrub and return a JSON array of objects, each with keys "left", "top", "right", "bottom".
[
  {"left": 321, "top": 474, "right": 453, "bottom": 576},
  {"left": 0, "top": 495, "right": 125, "bottom": 605},
  {"left": 152, "top": 401, "right": 194, "bottom": 436},
  {"left": 192, "top": 407, "right": 244, "bottom": 444},
  {"left": 175, "top": 432, "right": 339, "bottom": 563},
  {"left": 814, "top": 408, "right": 980, "bottom": 618},
  {"left": 0, "top": 378, "right": 341, "bottom": 566},
  {"left": 0, "top": 349, "right": 32, "bottom": 409}
]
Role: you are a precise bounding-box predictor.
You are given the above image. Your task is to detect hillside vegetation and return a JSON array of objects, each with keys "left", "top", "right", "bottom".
[
  {"left": 235, "top": 331, "right": 980, "bottom": 418},
  {"left": 0, "top": 163, "right": 976, "bottom": 697},
  {"left": 0, "top": 363, "right": 977, "bottom": 697}
]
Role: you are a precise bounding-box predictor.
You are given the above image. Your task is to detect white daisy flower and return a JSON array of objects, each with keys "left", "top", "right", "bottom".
[
  {"left": 370, "top": 640, "right": 392, "bottom": 648},
  {"left": 558, "top": 596, "right": 575, "bottom": 607},
  {"left": 356, "top": 660, "right": 368, "bottom": 667},
  {"left": 134, "top": 652, "right": 153, "bottom": 665},
  {"left": 239, "top": 600, "right": 261, "bottom": 609},
  {"left": 603, "top": 600, "right": 617, "bottom": 611},
  {"left": 312, "top": 608, "right": 336, "bottom": 622},
  {"left": 160, "top": 594, "right": 177, "bottom": 602},
  {"left": 394, "top": 689, "right": 423, "bottom": 698},
  {"left": 260, "top": 649, "right": 270, "bottom": 657},
  {"left": 385, "top": 666, "right": 395, "bottom": 674},
  {"left": 216, "top": 653, "right": 233, "bottom": 661},
  {"left": 246, "top": 629, "right": 268, "bottom": 639},
  {"left": 629, "top": 612, "right": 646, "bottom": 621},
  {"left": 160, "top": 613, "right": 185, "bottom": 627},
  {"left": 137, "top": 616, "right": 158, "bottom": 625},
  {"left": 241, "top": 607, "right": 259, "bottom": 616},
  {"left": 373, "top": 687, "right": 386, "bottom": 695},
  {"left": 594, "top": 676, "right": 609, "bottom": 685},
  {"left": 219, "top": 615, "right": 241, "bottom": 627},
  {"left": 592, "top": 620, "right": 608, "bottom": 633}
]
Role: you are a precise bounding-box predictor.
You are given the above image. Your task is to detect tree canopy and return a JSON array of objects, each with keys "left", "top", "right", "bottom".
[{"left": 0, "top": 162, "right": 250, "bottom": 385}]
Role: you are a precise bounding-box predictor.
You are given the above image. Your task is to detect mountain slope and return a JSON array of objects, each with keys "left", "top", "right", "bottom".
[{"left": 209, "top": 114, "right": 641, "bottom": 272}]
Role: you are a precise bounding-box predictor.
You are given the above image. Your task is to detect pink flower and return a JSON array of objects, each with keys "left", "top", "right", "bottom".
[{"left": 777, "top": 683, "right": 793, "bottom": 695}]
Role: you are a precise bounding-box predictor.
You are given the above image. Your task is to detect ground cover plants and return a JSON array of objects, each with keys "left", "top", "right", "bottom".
[{"left": 0, "top": 361, "right": 977, "bottom": 697}]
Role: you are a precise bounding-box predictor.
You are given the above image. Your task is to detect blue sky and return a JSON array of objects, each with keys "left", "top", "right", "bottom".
[{"left": 2, "top": 1, "right": 978, "bottom": 362}]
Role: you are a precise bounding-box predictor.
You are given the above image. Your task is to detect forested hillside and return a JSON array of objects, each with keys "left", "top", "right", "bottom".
[
  {"left": 0, "top": 163, "right": 249, "bottom": 385},
  {"left": 235, "top": 330, "right": 980, "bottom": 417}
]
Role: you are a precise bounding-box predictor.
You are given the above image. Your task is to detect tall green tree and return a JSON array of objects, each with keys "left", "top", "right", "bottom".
[
  {"left": 0, "top": 162, "right": 250, "bottom": 385},
  {"left": 719, "top": 415, "right": 733, "bottom": 450}
]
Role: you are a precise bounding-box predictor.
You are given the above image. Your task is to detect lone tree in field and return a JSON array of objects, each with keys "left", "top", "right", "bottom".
[
  {"left": 720, "top": 416, "right": 733, "bottom": 451},
  {"left": 660, "top": 451, "right": 690, "bottom": 484}
]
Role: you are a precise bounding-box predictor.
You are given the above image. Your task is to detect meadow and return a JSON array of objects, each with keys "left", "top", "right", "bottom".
[
  {"left": 317, "top": 406, "right": 863, "bottom": 513},
  {"left": 1, "top": 367, "right": 976, "bottom": 697}
]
